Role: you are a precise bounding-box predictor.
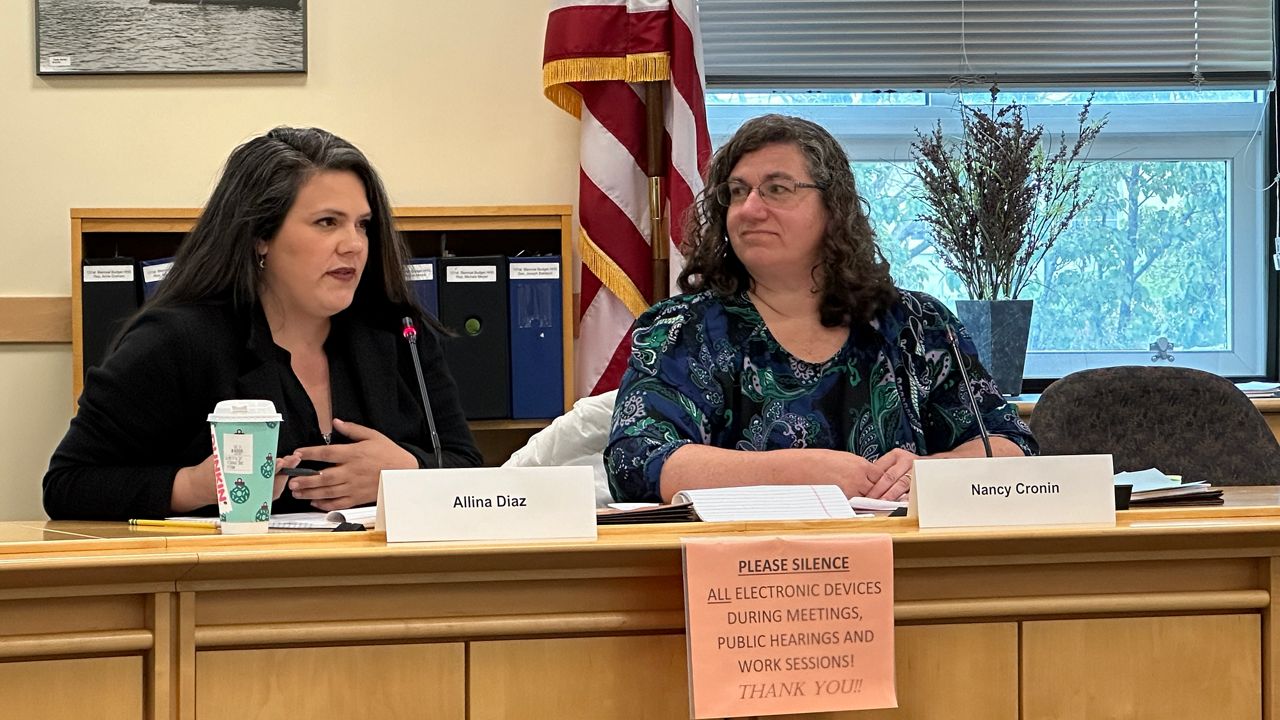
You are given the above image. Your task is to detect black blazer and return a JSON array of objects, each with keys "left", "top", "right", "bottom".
[{"left": 44, "top": 300, "right": 482, "bottom": 520}]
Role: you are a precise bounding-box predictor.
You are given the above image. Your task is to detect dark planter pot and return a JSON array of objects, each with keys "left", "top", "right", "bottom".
[{"left": 954, "top": 299, "right": 1033, "bottom": 396}]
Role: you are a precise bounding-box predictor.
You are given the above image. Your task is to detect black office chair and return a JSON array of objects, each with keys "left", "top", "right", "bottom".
[{"left": 1030, "top": 366, "right": 1280, "bottom": 485}]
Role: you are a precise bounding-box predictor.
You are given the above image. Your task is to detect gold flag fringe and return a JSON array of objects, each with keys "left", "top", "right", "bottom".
[
  {"left": 580, "top": 229, "right": 650, "bottom": 318},
  {"left": 543, "top": 53, "right": 671, "bottom": 118}
]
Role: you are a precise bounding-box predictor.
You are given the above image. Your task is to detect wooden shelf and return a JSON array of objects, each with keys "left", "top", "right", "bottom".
[{"left": 70, "top": 206, "right": 575, "bottom": 464}]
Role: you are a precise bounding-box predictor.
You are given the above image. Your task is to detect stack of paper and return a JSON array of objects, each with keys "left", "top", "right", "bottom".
[
  {"left": 672, "top": 485, "right": 869, "bottom": 522},
  {"left": 1236, "top": 381, "right": 1280, "bottom": 398},
  {"left": 596, "top": 502, "right": 696, "bottom": 525},
  {"left": 269, "top": 506, "right": 378, "bottom": 529},
  {"left": 167, "top": 506, "right": 377, "bottom": 530},
  {"left": 1115, "top": 469, "right": 1222, "bottom": 507},
  {"left": 1127, "top": 482, "right": 1223, "bottom": 507}
]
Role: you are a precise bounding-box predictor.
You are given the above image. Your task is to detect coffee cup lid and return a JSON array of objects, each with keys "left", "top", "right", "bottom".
[{"left": 208, "top": 399, "right": 283, "bottom": 424}]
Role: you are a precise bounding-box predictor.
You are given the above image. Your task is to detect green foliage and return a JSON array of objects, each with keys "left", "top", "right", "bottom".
[
  {"left": 859, "top": 159, "right": 1230, "bottom": 352},
  {"left": 1029, "top": 160, "right": 1228, "bottom": 351}
]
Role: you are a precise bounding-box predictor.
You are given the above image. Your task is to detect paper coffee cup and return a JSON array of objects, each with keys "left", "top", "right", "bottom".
[{"left": 208, "top": 400, "right": 283, "bottom": 535}]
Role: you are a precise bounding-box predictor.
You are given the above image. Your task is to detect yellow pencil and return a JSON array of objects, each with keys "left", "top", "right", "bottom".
[{"left": 128, "top": 519, "right": 218, "bottom": 530}]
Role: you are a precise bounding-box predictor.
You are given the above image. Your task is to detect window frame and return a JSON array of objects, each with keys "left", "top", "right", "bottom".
[{"left": 706, "top": 92, "right": 1274, "bottom": 382}]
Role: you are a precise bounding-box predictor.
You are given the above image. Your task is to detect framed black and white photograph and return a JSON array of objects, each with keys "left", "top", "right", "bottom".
[{"left": 36, "top": 0, "right": 306, "bottom": 75}]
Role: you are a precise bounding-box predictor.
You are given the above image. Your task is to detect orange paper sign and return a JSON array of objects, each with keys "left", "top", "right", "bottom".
[{"left": 682, "top": 534, "right": 896, "bottom": 718}]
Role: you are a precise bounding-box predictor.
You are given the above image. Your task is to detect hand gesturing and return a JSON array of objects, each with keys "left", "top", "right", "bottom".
[{"left": 291, "top": 418, "right": 418, "bottom": 511}]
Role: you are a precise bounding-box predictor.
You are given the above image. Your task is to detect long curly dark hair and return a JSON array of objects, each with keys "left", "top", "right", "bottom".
[
  {"left": 146, "top": 126, "right": 433, "bottom": 333},
  {"left": 678, "top": 114, "right": 898, "bottom": 326}
]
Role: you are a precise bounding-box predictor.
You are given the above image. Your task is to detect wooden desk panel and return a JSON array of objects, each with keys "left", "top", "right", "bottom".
[
  {"left": 1023, "top": 614, "right": 1262, "bottom": 719},
  {"left": 470, "top": 635, "right": 690, "bottom": 720},
  {"left": 797, "top": 623, "right": 1018, "bottom": 720},
  {"left": 1, "top": 497, "right": 1280, "bottom": 719},
  {"left": 195, "top": 644, "right": 465, "bottom": 719},
  {"left": 0, "top": 656, "right": 145, "bottom": 720}
]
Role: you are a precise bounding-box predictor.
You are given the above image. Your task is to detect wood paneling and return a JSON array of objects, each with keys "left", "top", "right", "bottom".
[
  {"left": 792, "top": 623, "right": 1018, "bottom": 720},
  {"left": 0, "top": 656, "right": 145, "bottom": 720},
  {"left": 1023, "top": 614, "right": 1261, "bottom": 719},
  {"left": 0, "top": 594, "right": 145, "bottom": 637},
  {"left": 0, "top": 297, "right": 71, "bottom": 342},
  {"left": 195, "top": 644, "right": 464, "bottom": 720},
  {"left": 469, "top": 625, "right": 1018, "bottom": 720},
  {"left": 0, "top": 509, "right": 1278, "bottom": 719},
  {"left": 470, "top": 635, "right": 689, "bottom": 720}
]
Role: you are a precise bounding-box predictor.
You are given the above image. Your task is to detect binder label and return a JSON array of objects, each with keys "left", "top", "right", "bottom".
[
  {"left": 83, "top": 265, "right": 135, "bottom": 283},
  {"left": 142, "top": 261, "right": 173, "bottom": 283},
  {"left": 405, "top": 264, "right": 434, "bottom": 281},
  {"left": 510, "top": 262, "right": 560, "bottom": 279},
  {"left": 446, "top": 265, "right": 498, "bottom": 283}
]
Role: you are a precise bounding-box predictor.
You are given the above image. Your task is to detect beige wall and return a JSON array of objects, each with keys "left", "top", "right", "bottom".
[{"left": 0, "top": 2, "right": 579, "bottom": 519}]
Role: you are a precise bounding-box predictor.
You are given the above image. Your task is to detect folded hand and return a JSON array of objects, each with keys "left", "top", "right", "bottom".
[{"left": 291, "top": 418, "right": 417, "bottom": 511}]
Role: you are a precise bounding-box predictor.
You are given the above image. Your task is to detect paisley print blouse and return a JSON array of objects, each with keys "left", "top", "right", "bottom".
[{"left": 605, "top": 290, "right": 1037, "bottom": 502}]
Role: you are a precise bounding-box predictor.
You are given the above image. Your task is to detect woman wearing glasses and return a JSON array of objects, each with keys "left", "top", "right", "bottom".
[{"left": 605, "top": 114, "right": 1036, "bottom": 504}]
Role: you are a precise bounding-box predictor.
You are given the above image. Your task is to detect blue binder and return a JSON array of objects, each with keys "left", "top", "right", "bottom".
[
  {"left": 507, "top": 256, "right": 564, "bottom": 419},
  {"left": 404, "top": 258, "right": 439, "bottom": 319},
  {"left": 140, "top": 257, "right": 174, "bottom": 300}
]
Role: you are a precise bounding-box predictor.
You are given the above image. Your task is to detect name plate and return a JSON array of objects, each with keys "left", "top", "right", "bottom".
[
  {"left": 376, "top": 466, "right": 598, "bottom": 543},
  {"left": 912, "top": 454, "right": 1114, "bottom": 529}
]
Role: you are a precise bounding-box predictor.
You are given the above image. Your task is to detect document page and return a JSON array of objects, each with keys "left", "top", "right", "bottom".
[
  {"left": 673, "top": 485, "right": 862, "bottom": 522},
  {"left": 168, "top": 505, "right": 378, "bottom": 530}
]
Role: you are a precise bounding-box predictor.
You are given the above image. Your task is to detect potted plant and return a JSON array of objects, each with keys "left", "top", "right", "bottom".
[{"left": 910, "top": 86, "right": 1105, "bottom": 395}]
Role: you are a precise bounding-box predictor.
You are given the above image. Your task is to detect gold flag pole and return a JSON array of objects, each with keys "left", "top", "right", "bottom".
[{"left": 644, "top": 81, "right": 668, "bottom": 304}]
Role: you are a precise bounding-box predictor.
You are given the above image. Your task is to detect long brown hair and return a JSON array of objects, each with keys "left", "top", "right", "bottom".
[{"left": 678, "top": 114, "right": 898, "bottom": 326}]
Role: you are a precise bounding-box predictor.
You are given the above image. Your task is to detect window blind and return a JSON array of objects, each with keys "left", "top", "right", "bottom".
[{"left": 699, "top": 0, "right": 1275, "bottom": 90}]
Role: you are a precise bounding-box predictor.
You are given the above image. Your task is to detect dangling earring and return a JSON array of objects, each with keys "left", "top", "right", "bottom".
[{"left": 257, "top": 254, "right": 266, "bottom": 270}]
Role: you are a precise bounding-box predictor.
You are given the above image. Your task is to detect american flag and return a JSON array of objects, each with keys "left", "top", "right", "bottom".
[{"left": 543, "top": 0, "right": 711, "bottom": 397}]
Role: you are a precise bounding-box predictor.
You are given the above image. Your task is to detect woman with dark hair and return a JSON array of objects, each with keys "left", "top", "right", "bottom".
[
  {"left": 605, "top": 114, "right": 1035, "bottom": 503},
  {"left": 45, "top": 127, "right": 482, "bottom": 520}
]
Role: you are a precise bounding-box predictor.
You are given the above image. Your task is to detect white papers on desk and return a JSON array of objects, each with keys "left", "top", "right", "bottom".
[
  {"left": 849, "top": 496, "right": 908, "bottom": 512},
  {"left": 607, "top": 503, "right": 660, "bottom": 512},
  {"left": 672, "top": 485, "right": 867, "bottom": 522},
  {"left": 1114, "top": 468, "right": 1181, "bottom": 493},
  {"left": 269, "top": 506, "right": 378, "bottom": 529},
  {"left": 1237, "top": 381, "right": 1280, "bottom": 397},
  {"left": 168, "top": 506, "right": 377, "bottom": 530}
]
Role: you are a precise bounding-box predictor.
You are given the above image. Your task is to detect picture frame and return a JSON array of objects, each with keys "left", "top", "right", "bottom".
[{"left": 35, "top": 0, "right": 307, "bottom": 75}]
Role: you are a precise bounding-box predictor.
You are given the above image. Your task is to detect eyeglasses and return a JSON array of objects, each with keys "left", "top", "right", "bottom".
[{"left": 713, "top": 178, "right": 825, "bottom": 209}]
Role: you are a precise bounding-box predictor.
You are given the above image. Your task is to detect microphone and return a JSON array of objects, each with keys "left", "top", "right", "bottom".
[
  {"left": 402, "top": 317, "right": 444, "bottom": 470},
  {"left": 944, "top": 324, "right": 993, "bottom": 458}
]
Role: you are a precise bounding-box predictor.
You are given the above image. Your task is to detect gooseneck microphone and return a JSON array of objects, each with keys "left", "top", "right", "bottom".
[
  {"left": 944, "top": 325, "right": 993, "bottom": 458},
  {"left": 402, "top": 317, "right": 444, "bottom": 470}
]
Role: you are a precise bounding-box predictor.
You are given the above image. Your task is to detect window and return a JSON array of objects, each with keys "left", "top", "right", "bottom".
[{"left": 700, "top": 0, "right": 1274, "bottom": 380}]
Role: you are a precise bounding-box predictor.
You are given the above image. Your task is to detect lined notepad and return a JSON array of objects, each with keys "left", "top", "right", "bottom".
[{"left": 672, "top": 485, "right": 863, "bottom": 522}]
